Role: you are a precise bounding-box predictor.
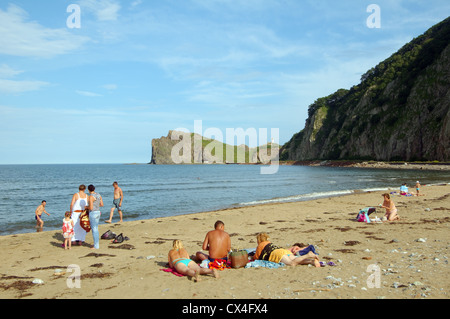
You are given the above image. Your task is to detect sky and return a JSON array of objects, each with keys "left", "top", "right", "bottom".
[{"left": 0, "top": 0, "right": 449, "bottom": 164}]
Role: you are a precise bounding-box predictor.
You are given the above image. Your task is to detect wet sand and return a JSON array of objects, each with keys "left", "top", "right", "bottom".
[{"left": 0, "top": 184, "right": 448, "bottom": 299}]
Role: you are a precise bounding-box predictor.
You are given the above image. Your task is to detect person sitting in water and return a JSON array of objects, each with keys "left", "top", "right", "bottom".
[
  {"left": 168, "top": 240, "right": 218, "bottom": 282},
  {"left": 196, "top": 220, "right": 231, "bottom": 262},
  {"left": 253, "top": 233, "right": 320, "bottom": 267},
  {"left": 380, "top": 193, "right": 400, "bottom": 221}
]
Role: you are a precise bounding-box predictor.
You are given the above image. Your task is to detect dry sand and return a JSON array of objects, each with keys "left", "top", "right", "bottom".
[{"left": 0, "top": 184, "right": 448, "bottom": 300}]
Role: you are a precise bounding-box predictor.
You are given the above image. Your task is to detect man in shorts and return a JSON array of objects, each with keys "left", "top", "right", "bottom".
[
  {"left": 105, "top": 182, "right": 123, "bottom": 223},
  {"left": 35, "top": 200, "right": 50, "bottom": 229}
]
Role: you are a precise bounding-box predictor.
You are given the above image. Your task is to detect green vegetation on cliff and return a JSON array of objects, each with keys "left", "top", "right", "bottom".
[{"left": 281, "top": 17, "right": 450, "bottom": 162}]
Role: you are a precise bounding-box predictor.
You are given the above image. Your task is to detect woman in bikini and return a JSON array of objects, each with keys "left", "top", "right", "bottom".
[
  {"left": 381, "top": 193, "right": 400, "bottom": 221},
  {"left": 168, "top": 240, "right": 218, "bottom": 282}
]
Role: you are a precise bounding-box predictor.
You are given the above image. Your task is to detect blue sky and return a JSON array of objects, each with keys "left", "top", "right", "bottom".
[{"left": 0, "top": 0, "right": 449, "bottom": 164}]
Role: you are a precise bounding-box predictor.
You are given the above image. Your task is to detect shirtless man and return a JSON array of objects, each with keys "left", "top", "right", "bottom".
[
  {"left": 35, "top": 200, "right": 50, "bottom": 229},
  {"left": 196, "top": 220, "right": 231, "bottom": 262},
  {"left": 105, "top": 181, "right": 123, "bottom": 223}
]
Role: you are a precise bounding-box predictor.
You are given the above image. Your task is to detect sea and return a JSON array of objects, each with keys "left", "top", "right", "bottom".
[{"left": 0, "top": 164, "right": 448, "bottom": 236}]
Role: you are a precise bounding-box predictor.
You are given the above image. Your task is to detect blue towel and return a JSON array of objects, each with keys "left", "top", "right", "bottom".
[{"left": 245, "top": 260, "right": 286, "bottom": 269}]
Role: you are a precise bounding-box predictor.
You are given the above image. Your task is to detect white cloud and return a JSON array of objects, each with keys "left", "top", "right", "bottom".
[
  {"left": 0, "top": 79, "right": 49, "bottom": 94},
  {"left": 0, "top": 64, "right": 24, "bottom": 78},
  {"left": 131, "top": 0, "right": 143, "bottom": 8},
  {"left": 76, "top": 90, "right": 103, "bottom": 97},
  {"left": 0, "top": 4, "right": 89, "bottom": 58},
  {"left": 0, "top": 64, "right": 49, "bottom": 94},
  {"left": 102, "top": 84, "right": 118, "bottom": 90},
  {"left": 78, "top": 0, "right": 121, "bottom": 21}
]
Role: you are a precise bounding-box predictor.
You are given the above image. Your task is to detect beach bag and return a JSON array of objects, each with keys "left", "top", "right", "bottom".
[
  {"left": 230, "top": 250, "right": 248, "bottom": 269},
  {"left": 101, "top": 230, "right": 116, "bottom": 240},
  {"left": 357, "top": 212, "right": 370, "bottom": 223},
  {"left": 112, "top": 233, "right": 124, "bottom": 243},
  {"left": 79, "top": 210, "right": 91, "bottom": 232},
  {"left": 356, "top": 207, "right": 376, "bottom": 223}
]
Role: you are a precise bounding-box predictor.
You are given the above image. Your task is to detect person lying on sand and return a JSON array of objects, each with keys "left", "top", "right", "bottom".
[
  {"left": 380, "top": 193, "right": 400, "bottom": 221},
  {"left": 168, "top": 240, "right": 218, "bottom": 282},
  {"left": 196, "top": 220, "right": 231, "bottom": 262},
  {"left": 253, "top": 233, "right": 321, "bottom": 267},
  {"left": 289, "top": 243, "right": 318, "bottom": 256}
]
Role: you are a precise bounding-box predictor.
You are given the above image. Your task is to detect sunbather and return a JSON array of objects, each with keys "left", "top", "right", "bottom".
[
  {"left": 380, "top": 193, "right": 400, "bottom": 221},
  {"left": 253, "top": 233, "right": 321, "bottom": 267},
  {"left": 168, "top": 240, "right": 218, "bottom": 281}
]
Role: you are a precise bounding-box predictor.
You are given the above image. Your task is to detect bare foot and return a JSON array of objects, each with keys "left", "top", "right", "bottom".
[
  {"left": 105, "top": 220, "right": 111, "bottom": 223},
  {"left": 194, "top": 270, "right": 201, "bottom": 282},
  {"left": 212, "top": 269, "right": 219, "bottom": 279}
]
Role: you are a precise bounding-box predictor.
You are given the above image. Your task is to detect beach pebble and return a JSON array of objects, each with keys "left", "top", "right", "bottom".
[
  {"left": 32, "top": 278, "right": 44, "bottom": 284},
  {"left": 416, "top": 238, "right": 427, "bottom": 243},
  {"left": 146, "top": 255, "right": 155, "bottom": 260}
]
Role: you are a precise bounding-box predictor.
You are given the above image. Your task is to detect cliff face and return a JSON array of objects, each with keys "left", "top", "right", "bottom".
[
  {"left": 281, "top": 17, "right": 450, "bottom": 162},
  {"left": 150, "top": 130, "right": 278, "bottom": 164}
]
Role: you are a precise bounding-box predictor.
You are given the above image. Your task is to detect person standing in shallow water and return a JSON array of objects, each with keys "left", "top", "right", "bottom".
[
  {"left": 106, "top": 181, "right": 123, "bottom": 223},
  {"left": 35, "top": 200, "right": 50, "bottom": 231}
]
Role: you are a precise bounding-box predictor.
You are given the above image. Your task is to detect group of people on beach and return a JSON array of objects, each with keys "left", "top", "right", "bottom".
[
  {"left": 35, "top": 182, "right": 124, "bottom": 250},
  {"left": 168, "top": 220, "right": 321, "bottom": 282},
  {"left": 399, "top": 181, "right": 423, "bottom": 196},
  {"left": 379, "top": 181, "right": 426, "bottom": 222}
]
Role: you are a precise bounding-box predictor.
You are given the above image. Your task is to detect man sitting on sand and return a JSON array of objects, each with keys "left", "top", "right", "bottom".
[
  {"left": 35, "top": 200, "right": 50, "bottom": 229},
  {"left": 196, "top": 220, "right": 231, "bottom": 262}
]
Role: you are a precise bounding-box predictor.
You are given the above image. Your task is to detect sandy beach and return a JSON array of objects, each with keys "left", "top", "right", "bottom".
[{"left": 0, "top": 184, "right": 448, "bottom": 300}]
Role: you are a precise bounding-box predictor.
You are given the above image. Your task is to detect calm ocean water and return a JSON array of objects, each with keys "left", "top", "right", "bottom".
[{"left": 0, "top": 164, "right": 448, "bottom": 236}]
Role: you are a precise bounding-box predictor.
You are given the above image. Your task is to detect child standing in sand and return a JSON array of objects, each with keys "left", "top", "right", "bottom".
[
  {"left": 415, "top": 181, "right": 421, "bottom": 196},
  {"left": 62, "top": 211, "right": 74, "bottom": 249}
]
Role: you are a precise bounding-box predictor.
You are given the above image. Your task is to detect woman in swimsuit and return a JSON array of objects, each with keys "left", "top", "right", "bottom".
[
  {"left": 381, "top": 193, "right": 400, "bottom": 221},
  {"left": 168, "top": 240, "right": 219, "bottom": 282}
]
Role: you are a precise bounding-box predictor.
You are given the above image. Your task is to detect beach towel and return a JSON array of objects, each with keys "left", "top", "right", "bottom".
[
  {"left": 245, "top": 260, "right": 286, "bottom": 269},
  {"left": 160, "top": 268, "right": 185, "bottom": 277},
  {"left": 208, "top": 259, "right": 229, "bottom": 271}
]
